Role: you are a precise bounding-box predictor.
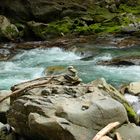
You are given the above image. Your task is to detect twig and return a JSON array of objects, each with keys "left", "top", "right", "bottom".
[
  {"left": 0, "top": 76, "right": 54, "bottom": 103},
  {"left": 92, "top": 122, "right": 120, "bottom": 140}
]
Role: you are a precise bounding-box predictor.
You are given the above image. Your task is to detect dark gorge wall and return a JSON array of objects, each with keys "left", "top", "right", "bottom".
[
  {"left": 0, "top": 0, "right": 140, "bottom": 41},
  {"left": 0, "top": 0, "right": 122, "bottom": 22}
]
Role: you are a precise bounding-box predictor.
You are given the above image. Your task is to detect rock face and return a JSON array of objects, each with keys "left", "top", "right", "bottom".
[
  {"left": 0, "top": 0, "right": 122, "bottom": 22},
  {"left": 7, "top": 76, "right": 128, "bottom": 140}
]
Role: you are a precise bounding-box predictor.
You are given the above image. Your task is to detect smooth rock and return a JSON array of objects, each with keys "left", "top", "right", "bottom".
[
  {"left": 128, "top": 82, "right": 140, "bottom": 95},
  {"left": 115, "top": 123, "right": 140, "bottom": 140}
]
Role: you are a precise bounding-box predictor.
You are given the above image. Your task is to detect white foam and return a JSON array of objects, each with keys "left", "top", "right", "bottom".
[{"left": 124, "top": 94, "right": 139, "bottom": 104}]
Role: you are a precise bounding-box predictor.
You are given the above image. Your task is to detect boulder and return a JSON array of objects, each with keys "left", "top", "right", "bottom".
[
  {"left": 115, "top": 123, "right": 140, "bottom": 140},
  {"left": 0, "top": 15, "right": 19, "bottom": 41},
  {"left": 7, "top": 77, "right": 128, "bottom": 140},
  {"left": 127, "top": 81, "right": 140, "bottom": 95},
  {"left": 121, "top": 81, "right": 140, "bottom": 95}
]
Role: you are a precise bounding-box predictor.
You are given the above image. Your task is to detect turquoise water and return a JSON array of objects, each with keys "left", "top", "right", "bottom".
[{"left": 1, "top": 44, "right": 140, "bottom": 90}]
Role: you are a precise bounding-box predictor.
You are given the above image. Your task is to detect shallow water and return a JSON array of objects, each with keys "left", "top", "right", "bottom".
[{"left": 1, "top": 43, "right": 140, "bottom": 90}]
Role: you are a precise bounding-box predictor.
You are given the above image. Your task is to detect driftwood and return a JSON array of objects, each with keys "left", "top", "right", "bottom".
[
  {"left": 0, "top": 76, "right": 54, "bottom": 103},
  {"left": 115, "top": 132, "right": 122, "bottom": 140},
  {"left": 92, "top": 122, "right": 120, "bottom": 140},
  {"left": 99, "top": 136, "right": 113, "bottom": 140}
]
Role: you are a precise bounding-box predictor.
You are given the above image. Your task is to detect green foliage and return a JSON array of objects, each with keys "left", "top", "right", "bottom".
[
  {"left": 4, "top": 25, "right": 19, "bottom": 39},
  {"left": 46, "top": 17, "right": 73, "bottom": 36},
  {"left": 104, "top": 26, "right": 121, "bottom": 33}
]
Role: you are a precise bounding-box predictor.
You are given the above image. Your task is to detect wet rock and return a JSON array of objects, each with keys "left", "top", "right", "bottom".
[
  {"left": 0, "top": 15, "right": 19, "bottom": 41},
  {"left": 0, "top": 49, "right": 11, "bottom": 61},
  {"left": 116, "top": 37, "right": 140, "bottom": 48},
  {"left": 97, "top": 56, "right": 140, "bottom": 66},
  {"left": 115, "top": 123, "right": 140, "bottom": 140}
]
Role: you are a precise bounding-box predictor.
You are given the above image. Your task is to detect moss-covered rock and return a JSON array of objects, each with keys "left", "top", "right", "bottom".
[{"left": 0, "top": 15, "right": 19, "bottom": 41}]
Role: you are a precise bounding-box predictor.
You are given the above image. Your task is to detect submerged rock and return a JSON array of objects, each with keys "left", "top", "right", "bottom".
[{"left": 97, "top": 56, "right": 140, "bottom": 66}]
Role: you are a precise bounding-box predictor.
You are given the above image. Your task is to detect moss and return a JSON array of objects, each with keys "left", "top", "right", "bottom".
[
  {"left": 4, "top": 25, "right": 19, "bottom": 40},
  {"left": 123, "top": 102, "right": 139, "bottom": 124},
  {"left": 103, "top": 25, "right": 122, "bottom": 33},
  {"left": 119, "top": 4, "right": 140, "bottom": 14},
  {"left": 36, "top": 17, "right": 74, "bottom": 38}
]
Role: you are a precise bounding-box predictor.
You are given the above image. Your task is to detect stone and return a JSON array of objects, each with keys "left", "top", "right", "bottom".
[
  {"left": 0, "top": 90, "right": 11, "bottom": 123},
  {"left": 64, "top": 66, "right": 82, "bottom": 85},
  {"left": 7, "top": 79, "right": 128, "bottom": 140},
  {"left": 0, "top": 122, "right": 16, "bottom": 140},
  {"left": 0, "top": 15, "right": 19, "bottom": 41},
  {"left": 115, "top": 123, "right": 140, "bottom": 140},
  {"left": 0, "top": 49, "right": 11, "bottom": 61},
  {"left": 127, "top": 82, "right": 140, "bottom": 95},
  {"left": 97, "top": 56, "right": 140, "bottom": 66}
]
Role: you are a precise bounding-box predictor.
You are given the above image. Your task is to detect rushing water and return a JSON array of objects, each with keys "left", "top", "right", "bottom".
[{"left": 1, "top": 43, "right": 140, "bottom": 90}]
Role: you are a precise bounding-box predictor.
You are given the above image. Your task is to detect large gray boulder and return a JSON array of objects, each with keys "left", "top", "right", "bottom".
[{"left": 7, "top": 77, "right": 128, "bottom": 140}]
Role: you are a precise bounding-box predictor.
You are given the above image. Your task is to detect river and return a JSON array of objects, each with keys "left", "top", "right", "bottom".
[{"left": 1, "top": 42, "right": 140, "bottom": 90}]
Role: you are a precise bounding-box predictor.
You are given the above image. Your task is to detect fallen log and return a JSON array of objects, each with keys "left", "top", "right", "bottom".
[
  {"left": 0, "top": 76, "right": 54, "bottom": 103},
  {"left": 92, "top": 122, "right": 120, "bottom": 140}
]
